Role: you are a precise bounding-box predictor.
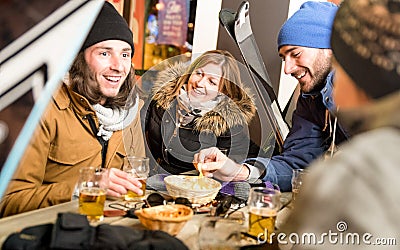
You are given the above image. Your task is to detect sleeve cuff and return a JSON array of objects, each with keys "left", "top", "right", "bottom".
[{"left": 243, "top": 161, "right": 265, "bottom": 183}]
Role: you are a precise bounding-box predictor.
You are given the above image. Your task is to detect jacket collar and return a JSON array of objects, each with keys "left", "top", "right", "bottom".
[
  {"left": 53, "top": 83, "right": 71, "bottom": 110},
  {"left": 54, "top": 83, "right": 94, "bottom": 116},
  {"left": 300, "top": 71, "right": 336, "bottom": 113}
]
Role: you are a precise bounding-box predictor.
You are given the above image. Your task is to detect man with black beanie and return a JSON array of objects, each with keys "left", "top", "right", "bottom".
[{"left": 0, "top": 1, "right": 146, "bottom": 217}]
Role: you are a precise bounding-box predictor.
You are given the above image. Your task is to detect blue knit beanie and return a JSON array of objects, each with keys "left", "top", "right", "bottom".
[{"left": 277, "top": 1, "right": 338, "bottom": 50}]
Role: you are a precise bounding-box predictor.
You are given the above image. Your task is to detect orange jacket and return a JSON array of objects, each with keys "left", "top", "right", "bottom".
[{"left": 0, "top": 83, "right": 145, "bottom": 217}]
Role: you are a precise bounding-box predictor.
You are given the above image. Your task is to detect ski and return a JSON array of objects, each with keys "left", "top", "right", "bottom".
[{"left": 219, "top": 1, "right": 290, "bottom": 152}]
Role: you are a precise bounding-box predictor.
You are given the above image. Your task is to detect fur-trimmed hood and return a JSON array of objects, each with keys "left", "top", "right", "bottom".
[{"left": 151, "top": 62, "right": 257, "bottom": 136}]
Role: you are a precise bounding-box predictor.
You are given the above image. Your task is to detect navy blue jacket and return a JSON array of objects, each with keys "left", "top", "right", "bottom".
[{"left": 247, "top": 72, "right": 349, "bottom": 191}]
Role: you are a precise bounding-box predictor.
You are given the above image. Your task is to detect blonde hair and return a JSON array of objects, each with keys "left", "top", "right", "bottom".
[{"left": 172, "top": 50, "right": 249, "bottom": 103}]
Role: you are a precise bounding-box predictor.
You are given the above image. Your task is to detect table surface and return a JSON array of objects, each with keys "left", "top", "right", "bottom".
[{"left": 0, "top": 192, "right": 293, "bottom": 249}]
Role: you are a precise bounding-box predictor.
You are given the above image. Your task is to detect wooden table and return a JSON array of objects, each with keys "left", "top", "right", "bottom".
[{"left": 0, "top": 193, "right": 293, "bottom": 249}]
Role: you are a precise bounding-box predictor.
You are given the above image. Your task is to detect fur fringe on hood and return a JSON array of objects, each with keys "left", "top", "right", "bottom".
[{"left": 151, "top": 62, "right": 257, "bottom": 136}]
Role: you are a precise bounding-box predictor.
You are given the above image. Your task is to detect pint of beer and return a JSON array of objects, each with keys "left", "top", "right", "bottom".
[
  {"left": 247, "top": 187, "right": 281, "bottom": 243},
  {"left": 79, "top": 187, "right": 107, "bottom": 222},
  {"left": 123, "top": 156, "right": 149, "bottom": 201},
  {"left": 78, "top": 167, "right": 109, "bottom": 223}
]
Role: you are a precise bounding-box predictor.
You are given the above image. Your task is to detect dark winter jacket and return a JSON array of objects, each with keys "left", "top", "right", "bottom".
[
  {"left": 145, "top": 63, "right": 261, "bottom": 174},
  {"left": 248, "top": 71, "right": 349, "bottom": 191}
]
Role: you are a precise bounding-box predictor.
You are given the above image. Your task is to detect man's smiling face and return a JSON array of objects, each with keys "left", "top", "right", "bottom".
[
  {"left": 279, "top": 45, "right": 332, "bottom": 93},
  {"left": 84, "top": 39, "right": 132, "bottom": 104}
]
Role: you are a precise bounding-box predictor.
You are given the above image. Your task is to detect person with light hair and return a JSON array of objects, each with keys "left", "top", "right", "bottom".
[{"left": 145, "top": 50, "right": 260, "bottom": 175}]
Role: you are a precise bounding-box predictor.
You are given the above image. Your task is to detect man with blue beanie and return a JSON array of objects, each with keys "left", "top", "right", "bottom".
[
  {"left": 266, "top": 1, "right": 350, "bottom": 189},
  {"left": 195, "top": 1, "right": 350, "bottom": 192}
]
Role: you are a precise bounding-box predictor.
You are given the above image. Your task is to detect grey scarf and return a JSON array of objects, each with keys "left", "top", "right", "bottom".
[
  {"left": 177, "top": 88, "right": 225, "bottom": 126},
  {"left": 93, "top": 95, "right": 139, "bottom": 141}
]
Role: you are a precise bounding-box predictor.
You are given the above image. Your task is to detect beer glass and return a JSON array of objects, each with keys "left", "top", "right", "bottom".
[
  {"left": 247, "top": 187, "right": 281, "bottom": 243},
  {"left": 78, "top": 167, "right": 109, "bottom": 223},
  {"left": 123, "top": 156, "right": 149, "bottom": 201},
  {"left": 291, "top": 169, "right": 307, "bottom": 201}
]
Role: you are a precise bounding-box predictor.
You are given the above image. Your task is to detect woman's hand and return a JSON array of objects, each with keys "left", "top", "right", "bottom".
[
  {"left": 107, "top": 168, "right": 143, "bottom": 198},
  {"left": 193, "top": 147, "right": 249, "bottom": 182}
]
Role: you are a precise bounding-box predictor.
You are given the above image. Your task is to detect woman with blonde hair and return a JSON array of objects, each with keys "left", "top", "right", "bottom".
[{"left": 145, "top": 50, "right": 261, "bottom": 176}]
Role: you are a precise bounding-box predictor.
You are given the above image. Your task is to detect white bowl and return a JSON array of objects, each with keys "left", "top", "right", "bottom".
[{"left": 164, "top": 175, "right": 222, "bottom": 205}]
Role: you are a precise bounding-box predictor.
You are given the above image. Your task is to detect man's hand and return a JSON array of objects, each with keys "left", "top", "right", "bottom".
[
  {"left": 193, "top": 147, "right": 250, "bottom": 182},
  {"left": 107, "top": 168, "right": 143, "bottom": 198}
]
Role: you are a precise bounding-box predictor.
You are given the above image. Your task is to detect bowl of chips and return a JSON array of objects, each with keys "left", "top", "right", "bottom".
[
  {"left": 164, "top": 175, "right": 222, "bottom": 205},
  {"left": 134, "top": 204, "right": 193, "bottom": 235}
]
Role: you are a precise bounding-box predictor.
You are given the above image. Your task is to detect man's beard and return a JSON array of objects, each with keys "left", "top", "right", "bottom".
[
  {"left": 87, "top": 73, "right": 105, "bottom": 99},
  {"left": 301, "top": 51, "right": 332, "bottom": 93}
]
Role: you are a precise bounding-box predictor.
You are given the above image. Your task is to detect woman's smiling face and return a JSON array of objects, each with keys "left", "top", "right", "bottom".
[{"left": 187, "top": 63, "right": 222, "bottom": 103}]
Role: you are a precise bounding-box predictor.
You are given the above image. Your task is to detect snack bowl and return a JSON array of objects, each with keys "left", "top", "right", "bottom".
[
  {"left": 164, "top": 175, "right": 222, "bottom": 205},
  {"left": 134, "top": 204, "right": 193, "bottom": 235}
]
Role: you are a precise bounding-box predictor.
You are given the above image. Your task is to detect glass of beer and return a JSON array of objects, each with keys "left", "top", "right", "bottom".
[
  {"left": 78, "top": 167, "right": 109, "bottom": 223},
  {"left": 247, "top": 187, "right": 281, "bottom": 243},
  {"left": 123, "top": 156, "right": 150, "bottom": 201},
  {"left": 291, "top": 169, "right": 307, "bottom": 201}
]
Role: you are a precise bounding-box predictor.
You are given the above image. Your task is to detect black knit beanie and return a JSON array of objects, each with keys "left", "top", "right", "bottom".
[
  {"left": 331, "top": 0, "right": 400, "bottom": 99},
  {"left": 82, "top": 1, "right": 134, "bottom": 56}
]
